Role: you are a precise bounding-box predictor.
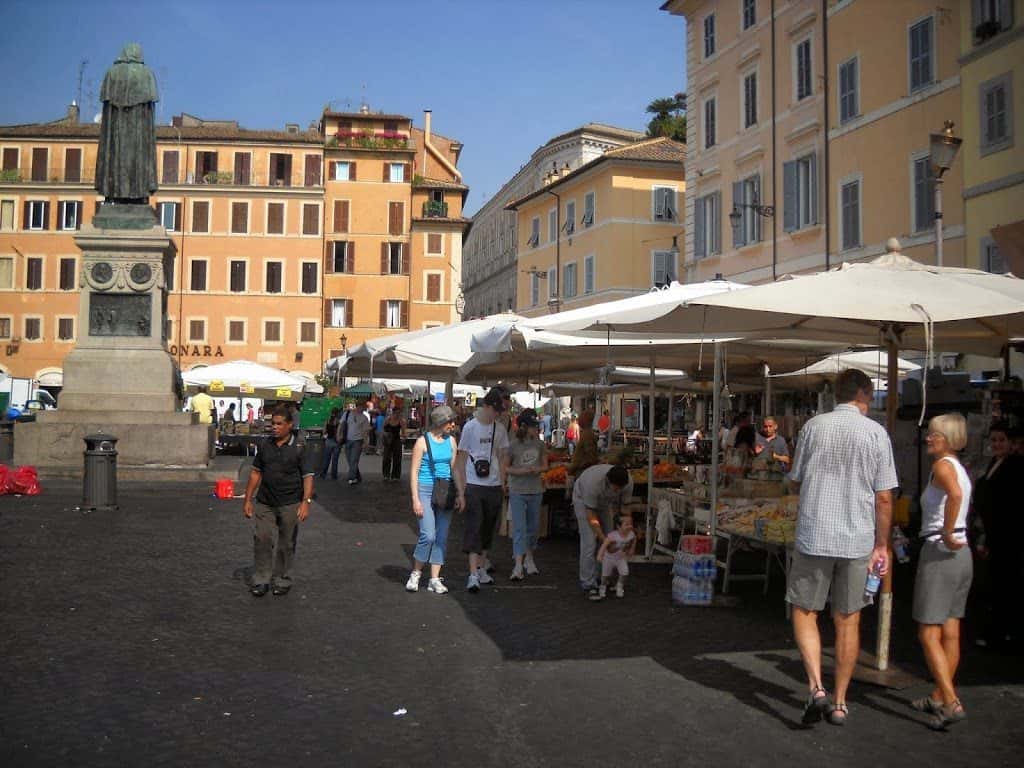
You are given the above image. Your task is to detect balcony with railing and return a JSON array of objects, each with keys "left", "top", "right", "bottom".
[
  {"left": 326, "top": 130, "right": 410, "bottom": 151},
  {"left": 421, "top": 200, "right": 449, "bottom": 218},
  {"left": 0, "top": 167, "right": 95, "bottom": 184}
]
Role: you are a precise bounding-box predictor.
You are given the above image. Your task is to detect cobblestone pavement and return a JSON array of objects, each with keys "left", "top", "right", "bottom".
[{"left": 1, "top": 455, "right": 1022, "bottom": 767}]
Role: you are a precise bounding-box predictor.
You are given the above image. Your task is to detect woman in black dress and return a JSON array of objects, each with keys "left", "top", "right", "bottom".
[{"left": 972, "top": 422, "right": 1024, "bottom": 649}]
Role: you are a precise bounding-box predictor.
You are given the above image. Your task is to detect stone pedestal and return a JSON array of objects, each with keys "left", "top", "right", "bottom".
[{"left": 15, "top": 221, "right": 214, "bottom": 474}]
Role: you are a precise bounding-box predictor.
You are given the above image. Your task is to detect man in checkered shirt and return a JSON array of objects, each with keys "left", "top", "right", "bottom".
[{"left": 786, "top": 369, "right": 897, "bottom": 727}]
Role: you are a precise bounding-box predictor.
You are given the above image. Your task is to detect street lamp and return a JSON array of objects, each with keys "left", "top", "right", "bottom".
[
  {"left": 929, "top": 120, "right": 962, "bottom": 267},
  {"left": 728, "top": 198, "right": 775, "bottom": 231},
  {"left": 340, "top": 334, "right": 348, "bottom": 355}
]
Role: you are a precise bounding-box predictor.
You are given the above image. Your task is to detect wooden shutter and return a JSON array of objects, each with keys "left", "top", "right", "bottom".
[
  {"left": 751, "top": 176, "right": 761, "bottom": 242},
  {"left": 161, "top": 151, "right": 178, "bottom": 184},
  {"left": 42, "top": 201, "right": 50, "bottom": 230},
  {"left": 400, "top": 244, "right": 410, "bottom": 275},
  {"left": 379, "top": 300, "right": 387, "bottom": 328},
  {"left": 346, "top": 241, "right": 355, "bottom": 273},
  {"left": 427, "top": 273, "right": 441, "bottom": 302},
  {"left": 23, "top": 200, "right": 30, "bottom": 229},
  {"left": 732, "top": 182, "right": 745, "bottom": 248},
  {"left": 192, "top": 201, "right": 209, "bottom": 233},
  {"left": 428, "top": 233, "right": 442, "bottom": 254},
  {"left": 381, "top": 242, "right": 389, "bottom": 274},
  {"left": 782, "top": 160, "right": 797, "bottom": 232},
  {"left": 231, "top": 202, "right": 248, "bottom": 233},
  {"left": 31, "top": 148, "right": 47, "bottom": 181},
  {"left": 234, "top": 153, "right": 251, "bottom": 185},
  {"left": 173, "top": 203, "right": 181, "bottom": 232},
  {"left": 382, "top": 163, "right": 391, "bottom": 182},
  {"left": 808, "top": 154, "right": 818, "bottom": 225},
  {"left": 267, "top": 202, "right": 284, "bottom": 234},
  {"left": 333, "top": 200, "right": 349, "bottom": 233},
  {"left": 349, "top": 161, "right": 357, "bottom": 181},
  {"left": 693, "top": 196, "right": 706, "bottom": 258},
  {"left": 302, "top": 203, "right": 319, "bottom": 235},
  {"left": 710, "top": 192, "right": 721, "bottom": 253},
  {"left": 346, "top": 299, "right": 354, "bottom": 328},
  {"left": 388, "top": 202, "right": 403, "bottom": 235},
  {"left": 324, "top": 300, "right": 332, "bottom": 328},
  {"left": 305, "top": 155, "right": 321, "bottom": 186},
  {"left": 328, "top": 161, "right": 336, "bottom": 180},
  {"left": 1, "top": 147, "right": 17, "bottom": 171},
  {"left": 400, "top": 300, "right": 409, "bottom": 329},
  {"left": 64, "top": 148, "right": 81, "bottom": 182},
  {"left": 403, "top": 164, "right": 410, "bottom": 182}
]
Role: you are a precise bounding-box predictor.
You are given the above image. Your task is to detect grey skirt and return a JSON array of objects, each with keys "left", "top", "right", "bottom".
[{"left": 912, "top": 540, "right": 973, "bottom": 625}]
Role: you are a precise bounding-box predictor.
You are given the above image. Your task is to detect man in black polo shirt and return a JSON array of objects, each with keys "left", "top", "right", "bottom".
[{"left": 243, "top": 405, "right": 316, "bottom": 597}]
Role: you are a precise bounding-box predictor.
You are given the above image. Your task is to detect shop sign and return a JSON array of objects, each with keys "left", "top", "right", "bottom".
[
  {"left": 170, "top": 344, "right": 225, "bottom": 358},
  {"left": 209, "top": 380, "right": 225, "bottom": 393}
]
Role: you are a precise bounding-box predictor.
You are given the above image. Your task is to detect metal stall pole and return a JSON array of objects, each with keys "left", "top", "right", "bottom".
[
  {"left": 710, "top": 343, "right": 722, "bottom": 538},
  {"left": 645, "top": 357, "right": 657, "bottom": 557}
]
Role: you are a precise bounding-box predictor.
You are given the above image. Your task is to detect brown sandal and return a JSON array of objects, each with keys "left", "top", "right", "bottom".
[
  {"left": 801, "top": 686, "right": 830, "bottom": 725},
  {"left": 910, "top": 696, "right": 941, "bottom": 715}
]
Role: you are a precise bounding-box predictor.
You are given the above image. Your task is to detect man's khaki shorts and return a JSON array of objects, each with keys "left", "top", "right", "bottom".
[{"left": 785, "top": 550, "right": 872, "bottom": 615}]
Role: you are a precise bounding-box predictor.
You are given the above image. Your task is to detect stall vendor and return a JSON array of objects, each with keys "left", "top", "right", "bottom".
[{"left": 756, "top": 416, "right": 791, "bottom": 468}]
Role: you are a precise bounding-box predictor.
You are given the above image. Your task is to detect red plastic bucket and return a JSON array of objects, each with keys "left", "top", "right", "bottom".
[{"left": 214, "top": 478, "right": 235, "bottom": 499}]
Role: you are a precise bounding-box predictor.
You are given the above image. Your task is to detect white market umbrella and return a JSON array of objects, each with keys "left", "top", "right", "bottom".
[
  {"left": 182, "top": 360, "right": 307, "bottom": 401},
  {"left": 689, "top": 247, "right": 1024, "bottom": 672},
  {"left": 771, "top": 351, "right": 921, "bottom": 390}
]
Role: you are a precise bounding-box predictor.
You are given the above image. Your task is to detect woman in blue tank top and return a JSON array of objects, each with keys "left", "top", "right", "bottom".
[{"left": 406, "top": 405, "right": 459, "bottom": 594}]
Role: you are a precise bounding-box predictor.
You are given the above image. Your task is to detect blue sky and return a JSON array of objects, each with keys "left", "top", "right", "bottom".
[{"left": 0, "top": 0, "right": 686, "bottom": 214}]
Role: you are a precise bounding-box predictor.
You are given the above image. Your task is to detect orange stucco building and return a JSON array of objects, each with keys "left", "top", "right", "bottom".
[{"left": 0, "top": 106, "right": 467, "bottom": 386}]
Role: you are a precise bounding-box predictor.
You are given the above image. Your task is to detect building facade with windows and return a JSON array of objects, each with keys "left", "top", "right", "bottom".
[
  {"left": 0, "top": 106, "right": 467, "bottom": 382},
  {"left": 461, "top": 123, "right": 645, "bottom": 319},
  {"left": 506, "top": 137, "right": 686, "bottom": 317},
  {"left": 661, "top": 0, "right": 968, "bottom": 282},
  {"left": 959, "top": 0, "right": 1023, "bottom": 275}
]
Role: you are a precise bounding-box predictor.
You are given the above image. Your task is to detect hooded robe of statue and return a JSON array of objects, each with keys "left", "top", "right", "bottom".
[{"left": 95, "top": 43, "right": 159, "bottom": 202}]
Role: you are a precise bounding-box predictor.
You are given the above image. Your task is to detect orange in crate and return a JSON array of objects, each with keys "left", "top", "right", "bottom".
[{"left": 214, "top": 478, "right": 235, "bottom": 499}]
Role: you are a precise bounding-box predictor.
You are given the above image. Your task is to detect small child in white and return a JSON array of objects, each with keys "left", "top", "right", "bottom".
[{"left": 593, "top": 513, "right": 637, "bottom": 600}]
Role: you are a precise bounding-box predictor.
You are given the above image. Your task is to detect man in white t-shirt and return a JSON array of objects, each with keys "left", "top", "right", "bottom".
[{"left": 456, "top": 387, "right": 510, "bottom": 593}]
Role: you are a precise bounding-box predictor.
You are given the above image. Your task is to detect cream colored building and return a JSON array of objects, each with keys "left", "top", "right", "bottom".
[
  {"left": 959, "top": 0, "right": 1023, "bottom": 275},
  {"left": 661, "top": 0, "right": 968, "bottom": 281},
  {"left": 506, "top": 138, "right": 686, "bottom": 316},
  {"left": 462, "top": 123, "right": 644, "bottom": 318}
]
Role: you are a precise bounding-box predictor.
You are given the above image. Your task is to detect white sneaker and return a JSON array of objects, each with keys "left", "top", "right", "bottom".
[
  {"left": 615, "top": 583, "right": 625, "bottom": 598},
  {"left": 477, "top": 568, "right": 494, "bottom": 585},
  {"left": 524, "top": 553, "right": 539, "bottom": 575},
  {"left": 427, "top": 577, "right": 448, "bottom": 594},
  {"left": 589, "top": 585, "right": 607, "bottom": 601},
  {"left": 405, "top": 570, "right": 421, "bottom": 592},
  {"left": 467, "top": 573, "right": 480, "bottom": 593},
  {"left": 481, "top": 556, "right": 495, "bottom": 573},
  {"left": 510, "top": 565, "right": 524, "bottom": 581}
]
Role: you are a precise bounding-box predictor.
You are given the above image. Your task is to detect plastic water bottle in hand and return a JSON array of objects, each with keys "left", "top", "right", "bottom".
[{"left": 863, "top": 562, "right": 882, "bottom": 604}]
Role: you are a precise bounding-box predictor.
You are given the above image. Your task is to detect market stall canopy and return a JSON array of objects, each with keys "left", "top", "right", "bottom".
[
  {"left": 326, "top": 314, "right": 525, "bottom": 380},
  {"left": 460, "top": 318, "right": 842, "bottom": 383},
  {"left": 771, "top": 351, "right": 921, "bottom": 390},
  {"left": 512, "top": 391, "right": 550, "bottom": 410},
  {"left": 680, "top": 252, "right": 1024, "bottom": 353},
  {"left": 182, "top": 360, "right": 307, "bottom": 401},
  {"left": 521, "top": 279, "right": 749, "bottom": 332}
]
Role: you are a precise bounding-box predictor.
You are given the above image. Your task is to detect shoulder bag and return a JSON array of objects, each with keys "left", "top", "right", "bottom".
[{"left": 424, "top": 434, "right": 457, "bottom": 511}]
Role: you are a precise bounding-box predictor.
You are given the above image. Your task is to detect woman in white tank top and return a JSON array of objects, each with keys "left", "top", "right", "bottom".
[{"left": 912, "top": 413, "right": 973, "bottom": 731}]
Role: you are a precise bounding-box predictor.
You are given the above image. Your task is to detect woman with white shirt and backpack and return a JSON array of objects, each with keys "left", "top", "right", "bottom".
[{"left": 912, "top": 412, "right": 972, "bottom": 731}]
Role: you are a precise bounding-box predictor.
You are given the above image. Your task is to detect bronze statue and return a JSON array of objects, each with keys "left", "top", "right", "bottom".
[{"left": 94, "top": 44, "right": 159, "bottom": 226}]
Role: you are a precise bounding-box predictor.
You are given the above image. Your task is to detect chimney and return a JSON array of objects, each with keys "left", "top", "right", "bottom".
[
  {"left": 560, "top": 162, "right": 571, "bottom": 178},
  {"left": 285, "top": 123, "right": 299, "bottom": 134},
  {"left": 67, "top": 101, "right": 79, "bottom": 123},
  {"left": 424, "top": 109, "right": 432, "bottom": 146}
]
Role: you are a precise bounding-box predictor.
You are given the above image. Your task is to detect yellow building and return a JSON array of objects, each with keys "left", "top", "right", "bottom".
[
  {"left": 661, "top": 0, "right": 967, "bottom": 281},
  {"left": 506, "top": 137, "right": 686, "bottom": 316},
  {"left": 0, "top": 106, "right": 467, "bottom": 384},
  {"left": 959, "top": 0, "right": 1023, "bottom": 275}
]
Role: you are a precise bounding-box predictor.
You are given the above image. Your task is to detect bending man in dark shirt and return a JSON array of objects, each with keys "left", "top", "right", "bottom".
[{"left": 243, "top": 405, "right": 316, "bottom": 597}]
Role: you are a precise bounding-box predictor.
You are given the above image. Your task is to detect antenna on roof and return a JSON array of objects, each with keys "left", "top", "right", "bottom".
[{"left": 77, "top": 59, "right": 87, "bottom": 110}]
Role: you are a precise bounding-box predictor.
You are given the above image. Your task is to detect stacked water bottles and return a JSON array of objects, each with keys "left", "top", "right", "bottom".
[{"left": 671, "top": 535, "right": 716, "bottom": 606}]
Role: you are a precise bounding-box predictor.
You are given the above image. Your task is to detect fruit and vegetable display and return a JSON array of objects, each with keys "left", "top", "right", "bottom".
[
  {"left": 717, "top": 496, "right": 799, "bottom": 544},
  {"left": 542, "top": 465, "right": 568, "bottom": 486}
]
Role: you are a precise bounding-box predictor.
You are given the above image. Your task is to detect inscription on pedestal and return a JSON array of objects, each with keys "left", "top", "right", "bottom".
[{"left": 89, "top": 293, "right": 151, "bottom": 337}]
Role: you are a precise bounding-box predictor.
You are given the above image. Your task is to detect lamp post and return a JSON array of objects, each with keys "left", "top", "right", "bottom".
[
  {"left": 728, "top": 199, "right": 775, "bottom": 238},
  {"left": 929, "top": 121, "right": 962, "bottom": 267}
]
